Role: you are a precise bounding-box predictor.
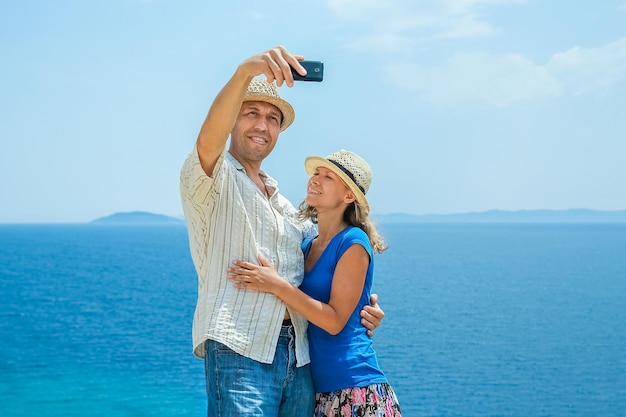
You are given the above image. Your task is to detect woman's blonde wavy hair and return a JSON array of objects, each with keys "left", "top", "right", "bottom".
[{"left": 297, "top": 200, "right": 387, "bottom": 254}]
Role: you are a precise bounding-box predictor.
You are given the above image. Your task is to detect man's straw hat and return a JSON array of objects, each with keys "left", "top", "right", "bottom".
[{"left": 243, "top": 79, "right": 295, "bottom": 131}]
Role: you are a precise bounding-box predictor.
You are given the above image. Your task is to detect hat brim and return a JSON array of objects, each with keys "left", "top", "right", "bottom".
[
  {"left": 304, "top": 156, "right": 369, "bottom": 211},
  {"left": 243, "top": 94, "right": 295, "bottom": 132}
]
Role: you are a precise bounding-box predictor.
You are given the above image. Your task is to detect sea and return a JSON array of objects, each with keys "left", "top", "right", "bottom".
[{"left": 1, "top": 223, "right": 625, "bottom": 417}]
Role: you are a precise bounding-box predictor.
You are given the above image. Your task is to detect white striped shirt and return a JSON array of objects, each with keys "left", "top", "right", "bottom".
[{"left": 180, "top": 147, "right": 313, "bottom": 365}]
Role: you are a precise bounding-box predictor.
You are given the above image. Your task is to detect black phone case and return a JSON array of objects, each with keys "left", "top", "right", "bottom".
[{"left": 291, "top": 60, "right": 324, "bottom": 82}]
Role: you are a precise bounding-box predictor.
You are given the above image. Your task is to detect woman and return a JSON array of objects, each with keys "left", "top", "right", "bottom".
[{"left": 228, "top": 149, "right": 402, "bottom": 416}]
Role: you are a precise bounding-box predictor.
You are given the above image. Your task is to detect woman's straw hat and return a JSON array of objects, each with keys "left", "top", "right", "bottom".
[
  {"left": 304, "top": 149, "right": 372, "bottom": 211},
  {"left": 243, "top": 79, "right": 295, "bottom": 131}
]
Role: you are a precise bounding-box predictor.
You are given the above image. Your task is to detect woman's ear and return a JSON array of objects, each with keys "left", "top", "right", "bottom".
[{"left": 344, "top": 190, "right": 356, "bottom": 204}]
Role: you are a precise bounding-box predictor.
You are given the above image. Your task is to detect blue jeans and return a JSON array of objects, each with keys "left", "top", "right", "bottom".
[{"left": 203, "top": 324, "right": 315, "bottom": 417}]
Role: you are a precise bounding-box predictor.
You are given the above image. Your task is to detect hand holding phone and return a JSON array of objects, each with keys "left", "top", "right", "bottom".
[{"left": 291, "top": 60, "right": 324, "bottom": 82}]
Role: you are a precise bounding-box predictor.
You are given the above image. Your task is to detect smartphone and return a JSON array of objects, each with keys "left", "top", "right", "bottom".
[{"left": 291, "top": 60, "right": 324, "bottom": 82}]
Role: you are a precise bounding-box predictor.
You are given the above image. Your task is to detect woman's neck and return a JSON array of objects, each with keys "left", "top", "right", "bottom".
[{"left": 315, "top": 211, "right": 348, "bottom": 244}]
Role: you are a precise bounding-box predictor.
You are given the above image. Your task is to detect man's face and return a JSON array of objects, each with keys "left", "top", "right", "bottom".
[{"left": 229, "top": 101, "right": 283, "bottom": 164}]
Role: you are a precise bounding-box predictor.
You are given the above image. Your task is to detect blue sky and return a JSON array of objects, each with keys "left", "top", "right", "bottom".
[{"left": 1, "top": 0, "right": 625, "bottom": 223}]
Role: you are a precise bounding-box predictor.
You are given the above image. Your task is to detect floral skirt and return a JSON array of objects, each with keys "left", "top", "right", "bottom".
[{"left": 314, "top": 383, "right": 402, "bottom": 417}]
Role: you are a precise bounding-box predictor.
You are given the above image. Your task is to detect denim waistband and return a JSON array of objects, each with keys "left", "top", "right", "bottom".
[{"left": 279, "top": 321, "right": 295, "bottom": 340}]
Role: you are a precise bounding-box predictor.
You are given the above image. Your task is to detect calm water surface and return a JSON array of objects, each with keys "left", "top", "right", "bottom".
[{"left": 1, "top": 223, "right": 625, "bottom": 416}]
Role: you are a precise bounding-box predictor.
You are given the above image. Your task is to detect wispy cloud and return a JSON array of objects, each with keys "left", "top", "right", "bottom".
[
  {"left": 343, "top": 33, "right": 417, "bottom": 54},
  {"left": 328, "top": 0, "right": 524, "bottom": 50},
  {"left": 327, "top": 0, "right": 394, "bottom": 19},
  {"left": 388, "top": 52, "right": 560, "bottom": 107},
  {"left": 548, "top": 37, "right": 626, "bottom": 96},
  {"left": 326, "top": 0, "right": 626, "bottom": 106},
  {"left": 433, "top": 13, "right": 496, "bottom": 40},
  {"left": 388, "top": 37, "right": 626, "bottom": 106},
  {"left": 332, "top": 0, "right": 534, "bottom": 106},
  {"left": 246, "top": 11, "right": 268, "bottom": 21}
]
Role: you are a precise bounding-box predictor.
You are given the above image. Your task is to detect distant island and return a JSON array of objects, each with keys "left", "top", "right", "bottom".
[
  {"left": 90, "top": 211, "right": 185, "bottom": 225},
  {"left": 91, "top": 209, "right": 626, "bottom": 225},
  {"left": 375, "top": 209, "right": 626, "bottom": 224}
]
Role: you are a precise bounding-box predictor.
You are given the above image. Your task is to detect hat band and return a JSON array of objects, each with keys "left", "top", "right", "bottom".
[{"left": 328, "top": 159, "right": 365, "bottom": 194}]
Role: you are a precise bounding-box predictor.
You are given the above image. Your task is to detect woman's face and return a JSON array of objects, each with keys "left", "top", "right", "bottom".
[{"left": 305, "top": 166, "right": 354, "bottom": 210}]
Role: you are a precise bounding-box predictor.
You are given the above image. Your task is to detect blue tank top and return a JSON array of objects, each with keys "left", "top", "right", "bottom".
[{"left": 299, "top": 226, "right": 388, "bottom": 393}]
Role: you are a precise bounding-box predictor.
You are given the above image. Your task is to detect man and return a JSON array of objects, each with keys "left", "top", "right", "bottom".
[{"left": 180, "top": 46, "right": 384, "bottom": 416}]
